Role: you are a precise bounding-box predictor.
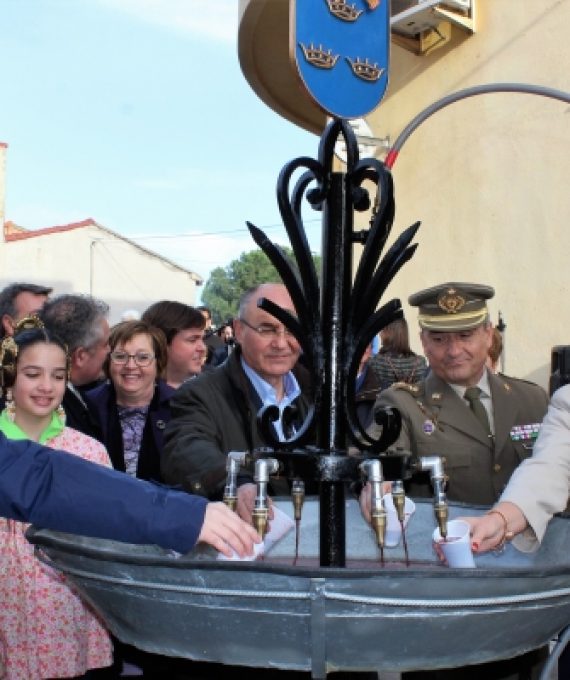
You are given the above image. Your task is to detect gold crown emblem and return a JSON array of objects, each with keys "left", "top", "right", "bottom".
[
  {"left": 346, "top": 57, "right": 385, "bottom": 82},
  {"left": 438, "top": 289, "right": 466, "bottom": 314},
  {"left": 299, "top": 43, "right": 340, "bottom": 70},
  {"left": 325, "top": 0, "right": 364, "bottom": 22}
]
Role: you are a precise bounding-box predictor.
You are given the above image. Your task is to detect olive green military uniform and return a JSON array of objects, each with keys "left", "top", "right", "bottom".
[
  {"left": 373, "top": 370, "right": 548, "bottom": 505},
  {"left": 385, "top": 282, "right": 549, "bottom": 679}
]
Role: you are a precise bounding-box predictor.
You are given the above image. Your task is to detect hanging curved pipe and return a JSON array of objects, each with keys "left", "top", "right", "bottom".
[{"left": 384, "top": 83, "right": 570, "bottom": 168}]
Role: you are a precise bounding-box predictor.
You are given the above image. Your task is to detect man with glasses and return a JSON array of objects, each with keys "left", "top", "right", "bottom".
[{"left": 163, "top": 283, "right": 311, "bottom": 521}]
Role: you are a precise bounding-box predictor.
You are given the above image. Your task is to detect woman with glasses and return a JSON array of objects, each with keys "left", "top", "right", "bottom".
[{"left": 85, "top": 320, "right": 173, "bottom": 482}]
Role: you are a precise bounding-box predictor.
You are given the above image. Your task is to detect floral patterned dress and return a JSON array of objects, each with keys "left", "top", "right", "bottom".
[{"left": 0, "top": 425, "right": 113, "bottom": 680}]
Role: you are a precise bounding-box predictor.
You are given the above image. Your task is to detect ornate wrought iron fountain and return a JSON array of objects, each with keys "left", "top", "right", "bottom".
[
  {"left": 26, "top": 0, "right": 570, "bottom": 670},
  {"left": 28, "top": 113, "right": 570, "bottom": 680},
  {"left": 239, "top": 116, "right": 429, "bottom": 566}
]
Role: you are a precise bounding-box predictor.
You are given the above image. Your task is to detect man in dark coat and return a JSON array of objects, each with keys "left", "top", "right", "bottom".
[
  {"left": 163, "top": 283, "right": 311, "bottom": 521},
  {"left": 41, "top": 294, "right": 110, "bottom": 440}
]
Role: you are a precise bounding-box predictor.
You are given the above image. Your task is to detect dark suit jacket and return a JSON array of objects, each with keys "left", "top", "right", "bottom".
[
  {"left": 85, "top": 380, "right": 174, "bottom": 483},
  {"left": 62, "top": 386, "right": 103, "bottom": 441},
  {"left": 162, "top": 348, "right": 312, "bottom": 499}
]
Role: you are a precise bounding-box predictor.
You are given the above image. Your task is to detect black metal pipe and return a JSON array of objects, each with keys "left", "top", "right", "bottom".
[{"left": 319, "top": 171, "right": 352, "bottom": 566}]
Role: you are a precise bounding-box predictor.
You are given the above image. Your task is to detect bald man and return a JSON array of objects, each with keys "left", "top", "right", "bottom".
[{"left": 162, "top": 283, "right": 311, "bottom": 520}]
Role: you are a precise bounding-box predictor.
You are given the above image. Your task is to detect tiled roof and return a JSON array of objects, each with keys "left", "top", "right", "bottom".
[
  {"left": 4, "top": 218, "right": 97, "bottom": 242},
  {"left": 2, "top": 218, "right": 202, "bottom": 283}
]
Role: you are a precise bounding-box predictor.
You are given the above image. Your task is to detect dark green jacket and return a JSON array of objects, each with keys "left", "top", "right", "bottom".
[{"left": 162, "top": 348, "right": 311, "bottom": 499}]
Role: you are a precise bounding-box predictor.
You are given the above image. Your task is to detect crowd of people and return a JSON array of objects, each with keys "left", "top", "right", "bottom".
[{"left": 0, "top": 278, "right": 569, "bottom": 679}]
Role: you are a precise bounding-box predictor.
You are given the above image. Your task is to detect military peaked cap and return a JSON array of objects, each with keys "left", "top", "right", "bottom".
[{"left": 409, "top": 282, "right": 494, "bottom": 331}]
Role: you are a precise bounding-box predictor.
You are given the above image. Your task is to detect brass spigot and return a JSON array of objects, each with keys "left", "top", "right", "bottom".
[
  {"left": 253, "top": 457, "right": 280, "bottom": 537},
  {"left": 223, "top": 451, "right": 247, "bottom": 512},
  {"left": 252, "top": 507, "right": 269, "bottom": 538},
  {"left": 291, "top": 480, "right": 305, "bottom": 521},
  {"left": 360, "top": 459, "right": 386, "bottom": 549},
  {"left": 371, "top": 507, "right": 387, "bottom": 549},
  {"left": 224, "top": 495, "right": 237, "bottom": 512},
  {"left": 391, "top": 479, "right": 406, "bottom": 523},
  {"left": 418, "top": 456, "right": 448, "bottom": 539},
  {"left": 435, "top": 502, "right": 449, "bottom": 540}
]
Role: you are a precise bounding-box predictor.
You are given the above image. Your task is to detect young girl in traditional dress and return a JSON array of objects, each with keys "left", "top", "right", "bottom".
[{"left": 0, "top": 318, "right": 113, "bottom": 679}]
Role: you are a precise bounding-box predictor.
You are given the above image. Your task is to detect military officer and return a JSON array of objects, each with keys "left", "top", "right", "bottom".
[{"left": 366, "top": 282, "right": 549, "bottom": 507}]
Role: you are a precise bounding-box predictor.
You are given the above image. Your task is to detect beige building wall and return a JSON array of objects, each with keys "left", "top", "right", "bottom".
[
  {"left": 0, "top": 225, "right": 200, "bottom": 323},
  {"left": 362, "top": 0, "right": 570, "bottom": 387},
  {"left": 239, "top": 0, "right": 570, "bottom": 389}
]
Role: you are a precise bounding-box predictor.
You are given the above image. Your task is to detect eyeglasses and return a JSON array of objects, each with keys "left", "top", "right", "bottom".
[
  {"left": 110, "top": 351, "right": 155, "bottom": 367},
  {"left": 239, "top": 318, "right": 295, "bottom": 340}
]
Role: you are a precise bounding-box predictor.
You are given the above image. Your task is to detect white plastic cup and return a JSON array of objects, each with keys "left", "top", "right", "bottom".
[
  {"left": 433, "top": 519, "right": 476, "bottom": 568},
  {"left": 383, "top": 493, "right": 416, "bottom": 548}
]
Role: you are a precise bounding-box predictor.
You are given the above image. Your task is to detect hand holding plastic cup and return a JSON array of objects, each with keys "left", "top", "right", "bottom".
[
  {"left": 383, "top": 493, "right": 415, "bottom": 548},
  {"left": 433, "top": 519, "right": 476, "bottom": 568}
]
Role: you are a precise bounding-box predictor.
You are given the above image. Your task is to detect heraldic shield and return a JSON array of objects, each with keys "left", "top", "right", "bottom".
[{"left": 291, "top": 0, "right": 390, "bottom": 120}]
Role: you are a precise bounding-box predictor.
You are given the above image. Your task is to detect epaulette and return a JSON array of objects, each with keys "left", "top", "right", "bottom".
[{"left": 497, "top": 373, "right": 542, "bottom": 391}]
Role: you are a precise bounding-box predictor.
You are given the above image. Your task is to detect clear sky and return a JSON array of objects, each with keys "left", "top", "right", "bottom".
[{"left": 0, "top": 0, "right": 322, "bottom": 299}]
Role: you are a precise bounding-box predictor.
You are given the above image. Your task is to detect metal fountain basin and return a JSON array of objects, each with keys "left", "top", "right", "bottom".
[{"left": 28, "top": 499, "right": 570, "bottom": 678}]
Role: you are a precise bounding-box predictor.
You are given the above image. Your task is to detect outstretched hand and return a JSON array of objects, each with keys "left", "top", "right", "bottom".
[{"left": 198, "top": 502, "right": 261, "bottom": 558}]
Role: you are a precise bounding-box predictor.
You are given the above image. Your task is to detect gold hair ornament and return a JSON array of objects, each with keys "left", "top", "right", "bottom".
[{"left": 0, "top": 316, "right": 47, "bottom": 388}]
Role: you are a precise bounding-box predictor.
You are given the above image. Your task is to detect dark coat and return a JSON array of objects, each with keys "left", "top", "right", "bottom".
[
  {"left": 62, "top": 386, "right": 103, "bottom": 441},
  {"left": 355, "top": 364, "right": 383, "bottom": 431},
  {"left": 85, "top": 380, "right": 174, "bottom": 483},
  {"left": 162, "top": 347, "right": 312, "bottom": 499},
  {"left": 368, "top": 351, "right": 428, "bottom": 391}
]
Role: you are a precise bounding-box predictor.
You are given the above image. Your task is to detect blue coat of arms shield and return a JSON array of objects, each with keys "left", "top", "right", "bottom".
[{"left": 291, "top": 0, "right": 390, "bottom": 120}]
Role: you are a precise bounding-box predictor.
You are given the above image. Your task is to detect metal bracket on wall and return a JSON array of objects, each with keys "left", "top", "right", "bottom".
[{"left": 391, "top": 0, "right": 475, "bottom": 56}]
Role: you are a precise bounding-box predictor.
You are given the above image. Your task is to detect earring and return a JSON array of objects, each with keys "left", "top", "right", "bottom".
[
  {"left": 6, "top": 388, "right": 15, "bottom": 423},
  {"left": 56, "top": 404, "right": 66, "bottom": 425}
]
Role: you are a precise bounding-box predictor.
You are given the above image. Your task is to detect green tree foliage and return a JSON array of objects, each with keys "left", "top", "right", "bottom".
[{"left": 201, "top": 247, "right": 321, "bottom": 326}]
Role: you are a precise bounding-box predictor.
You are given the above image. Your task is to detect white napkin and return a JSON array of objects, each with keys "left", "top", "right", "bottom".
[{"left": 217, "top": 505, "right": 295, "bottom": 561}]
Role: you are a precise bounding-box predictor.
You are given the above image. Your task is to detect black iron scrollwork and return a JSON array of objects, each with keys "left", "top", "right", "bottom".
[{"left": 248, "top": 119, "right": 420, "bottom": 454}]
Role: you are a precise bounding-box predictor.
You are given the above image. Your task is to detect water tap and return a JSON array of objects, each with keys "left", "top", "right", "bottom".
[
  {"left": 360, "top": 459, "right": 386, "bottom": 549},
  {"left": 291, "top": 480, "right": 305, "bottom": 522},
  {"left": 223, "top": 451, "right": 248, "bottom": 511},
  {"left": 419, "top": 456, "right": 448, "bottom": 539},
  {"left": 252, "top": 457, "right": 280, "bottom": 537},
  {"left": 391, "top": 479, "right": 406, "bottom": 523}
]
